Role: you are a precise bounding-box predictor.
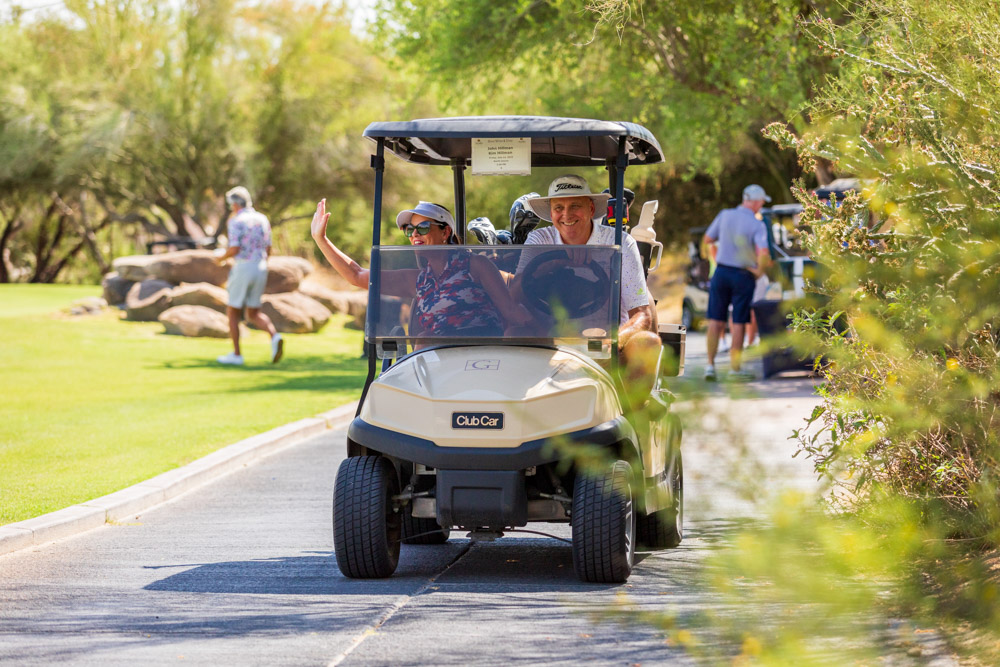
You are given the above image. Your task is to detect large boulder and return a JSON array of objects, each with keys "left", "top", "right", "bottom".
[
  {"left": 125, "top": 279, "right": 173, "bottom": 321},
  {"left": 113, "top": 250, "right": 229, "bottom": 286},
  {"left": 159, "top": 305, "right": 230, "bottom": 338},
  {"left": 169, "top": 282, "right": 229, "bottom": 314},
  {"left": 298, "top": 282, "right": 361, "bottom": 313},
  {"left": 101, "top": 272, "right": 134, "bottom": 306},
  {"left": 265, "top": 256, "right": 314, "bottom": 294},
  {"left": 261, "top": 292, "right": 332, "bottom": 334}
]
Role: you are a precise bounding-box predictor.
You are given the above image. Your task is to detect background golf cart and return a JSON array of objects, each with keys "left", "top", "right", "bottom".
[
  {"left": 753, "top": 179, "right": 857, "bottom": 377},
  {"left": 338, "top": 116, "right": 686, "bottom": 584}
]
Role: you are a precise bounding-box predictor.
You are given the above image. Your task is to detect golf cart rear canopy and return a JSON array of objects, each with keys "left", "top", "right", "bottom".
[{"left": 363, "top": 116, "right": 664, "bottom": 167}]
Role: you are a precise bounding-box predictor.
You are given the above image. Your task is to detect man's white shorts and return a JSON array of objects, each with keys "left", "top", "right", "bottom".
[{"left": 227, "top": 259, "right": 268, "bottom": 309}]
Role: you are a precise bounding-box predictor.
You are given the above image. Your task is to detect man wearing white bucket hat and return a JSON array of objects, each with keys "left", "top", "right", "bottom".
[{"left": 518, "top": 174, "right": 661, "bottom": 397}]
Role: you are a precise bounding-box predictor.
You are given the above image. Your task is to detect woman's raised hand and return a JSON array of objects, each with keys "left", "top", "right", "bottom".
[{"left": 310, "top": 199, "right": 331, "bottom": 241}]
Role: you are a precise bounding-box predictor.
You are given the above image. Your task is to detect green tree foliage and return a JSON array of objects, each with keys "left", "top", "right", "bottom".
[
  {"left": 374, "top": 0, "right": 851, "bottom": 236},
  {"left": 767, "top": 0, "right": 1000, "bottom": 541},
  {"left": 0, "top": 0, "right": 437, "bottom": 282}
]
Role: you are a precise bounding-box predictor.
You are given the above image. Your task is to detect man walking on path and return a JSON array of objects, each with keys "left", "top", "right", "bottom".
[
  {"left": 215, "top": 186, "right": 283, "bottom": 366},
  {"left": 703, "top": 184, "right": 772, "bottom": 381}
]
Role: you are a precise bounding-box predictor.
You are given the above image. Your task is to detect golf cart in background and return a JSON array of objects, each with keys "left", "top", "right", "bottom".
[
  {"left": 754, "top": 179, "right": 857, "bottom": 377},
  {"left": 334, "top": 116, "right": 686, "bottom": 584}
]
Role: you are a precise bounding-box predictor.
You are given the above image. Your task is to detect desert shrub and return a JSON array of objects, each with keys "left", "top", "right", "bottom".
[{"left": 765, "top": 0, "right": 1000, "bottom": 539}]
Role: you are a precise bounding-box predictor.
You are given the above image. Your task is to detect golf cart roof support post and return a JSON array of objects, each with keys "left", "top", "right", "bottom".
[
  {"left": 609, "top": 137, "right": 627, "bottom": 367},
  {"left": 358, "top": 138, "right": 386, "bottom": 417},
  {"left": 451, "top": 158, "right": 466, "bottom": 243}
]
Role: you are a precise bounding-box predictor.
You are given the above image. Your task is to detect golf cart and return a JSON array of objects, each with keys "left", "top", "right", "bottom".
[
  {"left": 754, "top": 181, "right": 856, "bottom": 377},
  {"left": 334, "top": 116, "right": 685, "bottom": 584}
]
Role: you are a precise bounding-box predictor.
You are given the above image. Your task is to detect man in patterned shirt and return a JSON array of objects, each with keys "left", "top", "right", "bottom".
[
  {"left": 215, "top": 186, "right": 283, "bottom": 366},
  {"left": 519, "top": 174, "right": 662, "bottom": 400}
]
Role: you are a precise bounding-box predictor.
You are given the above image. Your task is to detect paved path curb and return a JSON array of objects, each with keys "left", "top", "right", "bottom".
[{"left": 0, "top": 401, "right": 359, "bottom": 557}]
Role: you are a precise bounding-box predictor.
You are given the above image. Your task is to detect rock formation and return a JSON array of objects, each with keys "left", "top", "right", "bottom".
[{"left": 102, "top": 249, "right": 365, "bottom": 337}]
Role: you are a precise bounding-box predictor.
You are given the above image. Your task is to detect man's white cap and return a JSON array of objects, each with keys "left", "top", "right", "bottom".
[
  {"left": 742, "top": 184, "right": 772, "bottom": 202},
  {"left": 225, "top": 186, "right": 253, "bottom": 208},
  {"left": 525, "top": 174, "right": 612, "bottom": 222},
  {"left": 395, "top": 201, "right": 459, "bottom": 244}
]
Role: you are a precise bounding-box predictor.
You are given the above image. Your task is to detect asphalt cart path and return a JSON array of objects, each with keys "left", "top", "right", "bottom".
[{"left": 1, "top": 337, "right": 827, "bottom": 666}]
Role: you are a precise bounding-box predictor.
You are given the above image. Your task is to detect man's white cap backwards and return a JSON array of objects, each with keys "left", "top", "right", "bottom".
[
  {"left": 395, "top": 201, "right": 459, "bottom": 244},
  {"left": 525, "top": 174, "right": 612, "bottom": 222},
  {"left": 225, "top": 186, "right": 253, "bottom": 208},
  {"left": 742, "top": 184, "right": 771, "bottom": 203}
]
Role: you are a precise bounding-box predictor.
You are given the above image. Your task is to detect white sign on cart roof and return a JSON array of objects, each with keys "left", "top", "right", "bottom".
[{"left": 471, "top": 137, "right": 531, "bottom": 175}]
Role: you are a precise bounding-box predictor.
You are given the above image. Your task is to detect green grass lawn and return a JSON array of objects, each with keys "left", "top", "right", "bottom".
[{"left": 0, "top": 284, "right": 367, "bottom": 525}]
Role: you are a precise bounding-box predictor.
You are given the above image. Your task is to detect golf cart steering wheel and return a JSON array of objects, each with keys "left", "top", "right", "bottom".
[{"left": 519, "top": 250, "right": 610, "bottom": 319}]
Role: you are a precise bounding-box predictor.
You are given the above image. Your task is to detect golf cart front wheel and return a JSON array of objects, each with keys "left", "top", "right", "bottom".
[
  {"left": 333, "top": 456, "right": 401, "bottom": 578},
  {"left": 571, "top": 460, "right": 636, "bottom": 583}
]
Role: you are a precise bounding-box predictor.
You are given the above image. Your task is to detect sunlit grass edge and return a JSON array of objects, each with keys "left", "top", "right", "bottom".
[{"left": 0, "top": 285, "right": 367, "bottom": 524}]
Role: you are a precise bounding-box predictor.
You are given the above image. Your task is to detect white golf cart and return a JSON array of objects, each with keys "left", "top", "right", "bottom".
[{"left": 334, "top": 116, "right": 685, "bottom": 583}]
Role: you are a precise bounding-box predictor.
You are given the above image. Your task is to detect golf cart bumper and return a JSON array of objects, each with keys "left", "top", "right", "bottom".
[
  {"left": 347, "top": 415, "right": 635, "bottom": 470},
  {"left": 349, "top": 416, "right": 635, "bottom": 529}
]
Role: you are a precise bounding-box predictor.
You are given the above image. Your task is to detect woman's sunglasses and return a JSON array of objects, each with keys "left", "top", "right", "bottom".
[{"left": 402, "top": 220, "right": 448, "bottom": 236}]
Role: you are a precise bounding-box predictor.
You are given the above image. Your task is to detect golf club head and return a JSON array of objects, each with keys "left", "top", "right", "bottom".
[
  {"left": 496, "top": 229, "right": 513, "bottom": 245},
  {"left": 509, "top": 193, "right": 541, "bottom": 244},
  {"left": 469, "top": 216, "right": 499, "bottom": 245}
]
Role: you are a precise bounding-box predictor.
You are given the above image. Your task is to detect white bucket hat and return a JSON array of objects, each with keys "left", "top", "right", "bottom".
[
  {"left": 395, "top": 201, "right": 459, "bottom": 244},
  {"left": 225, "top": 186, "right": 253, "bottom": 208},
  {"left": 525, "top": 175, "right": 612, "bottom": 222}
]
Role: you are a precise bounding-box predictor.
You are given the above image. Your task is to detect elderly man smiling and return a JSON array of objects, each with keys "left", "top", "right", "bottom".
[{"left": 516, "top": 174, "right": 662, "bottom": 400}]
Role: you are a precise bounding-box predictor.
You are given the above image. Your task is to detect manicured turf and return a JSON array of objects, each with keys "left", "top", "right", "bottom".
[{"left": 0, "top": 284, "right": 367, "bottom": 525}]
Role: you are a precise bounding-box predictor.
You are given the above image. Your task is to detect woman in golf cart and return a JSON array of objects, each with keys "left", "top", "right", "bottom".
[{"left": 310, "top": 198, "right": 528, "bottom": 337}]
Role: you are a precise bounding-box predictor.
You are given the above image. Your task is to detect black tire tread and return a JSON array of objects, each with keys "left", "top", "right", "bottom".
[
  {"left": 637, "top": 452, "right": 683, "bottom": 550},
  {"left": 572, "top": 460, "right": 634, "bottom": 583},
  {"left": 333, "top": 456, "right": 400, "bottom": 578}
]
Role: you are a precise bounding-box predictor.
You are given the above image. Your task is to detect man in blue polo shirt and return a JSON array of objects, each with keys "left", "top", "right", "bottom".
[{"left": 703, "top": 184, "right": 772, "bottom": 381}]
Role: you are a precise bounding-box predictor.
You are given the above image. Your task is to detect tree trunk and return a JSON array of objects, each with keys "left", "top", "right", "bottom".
[
  {"left": 72, "top": 192, "right": 111, "bottom": 275},
  {"left": 0, "top": 213, "right": 23, "bottom": 283}
]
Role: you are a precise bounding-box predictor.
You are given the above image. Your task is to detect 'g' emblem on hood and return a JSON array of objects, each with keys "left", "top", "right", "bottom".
[{"left": 465, "top": 359, "right": 500, "bottom": 371}]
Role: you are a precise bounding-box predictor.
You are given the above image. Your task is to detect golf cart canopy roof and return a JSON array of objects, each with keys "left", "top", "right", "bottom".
[{"left": 363, "top": 116, "right": 664, "bottom": 167}]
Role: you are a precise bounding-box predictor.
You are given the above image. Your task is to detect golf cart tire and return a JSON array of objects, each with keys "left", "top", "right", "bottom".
[
  {"left": 333, "top": 456, "right": 401, "bottom": 578},
  {"left": 637, "top": 453, "right": 683, "bottom": 549},
  {"left": 572, "top": 460, "right": 636, "bottom": 583},
  {"left": 682, "top": 301, "right": 696, "bottom": 331},
  {"left": 401, "top": 514, "right": 451, "bottom": 545}
]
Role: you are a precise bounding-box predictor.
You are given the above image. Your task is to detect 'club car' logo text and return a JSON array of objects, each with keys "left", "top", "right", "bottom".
[{"left": 451, "top": 412, "right": 505, "bottom": 430}]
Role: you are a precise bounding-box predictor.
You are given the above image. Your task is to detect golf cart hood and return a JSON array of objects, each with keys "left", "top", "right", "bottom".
[{"left": 358, "top": 346, "right": 622, "bottom": 449}]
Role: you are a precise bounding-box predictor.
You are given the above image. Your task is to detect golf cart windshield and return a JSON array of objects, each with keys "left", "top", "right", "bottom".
[{"left": 367, "top": 245, "right": 619, "bottom": 359}]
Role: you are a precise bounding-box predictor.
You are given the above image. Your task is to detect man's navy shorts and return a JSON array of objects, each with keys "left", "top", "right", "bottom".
[{"left": 708, "top": 264, "right": 756, "bottom": 324}]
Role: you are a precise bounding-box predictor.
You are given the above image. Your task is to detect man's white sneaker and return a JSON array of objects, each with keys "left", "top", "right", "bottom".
[
  {"left": 217, "top": 352, "right": 244, "bottom": 366},
  {"left": 704, "top": 367, "right": 717, "bottom": 381},
  {"left": 271, "top": 333, "right": 284, "bottom": 363}
]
